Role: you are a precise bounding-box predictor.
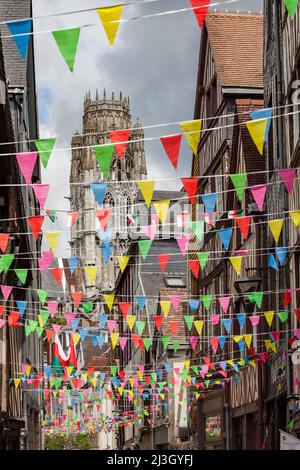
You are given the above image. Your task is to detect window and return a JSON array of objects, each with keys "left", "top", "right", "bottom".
[
  {"left": 120, "top": 193, "right": 131, "bottom": 234},
  {"left": 205, "top": 415, "right": 222, "bottom": 442},
  {"left": 164, "top": 277, "right": 185, "bottom": 287}
]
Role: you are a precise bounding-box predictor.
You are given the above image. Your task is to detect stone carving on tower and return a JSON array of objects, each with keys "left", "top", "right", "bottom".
[{"left": 70, "top": 89, "right": 147, "bottom": 298}]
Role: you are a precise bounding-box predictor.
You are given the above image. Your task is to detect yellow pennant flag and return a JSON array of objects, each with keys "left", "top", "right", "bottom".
[
  {"left": 184, "top": 359, "right": 190, "bottom": 370},
  {"left": 66, "top": 366, "right": 73, "bottom": 378},
  {"left": 138, "top": 180, "right": 155, "bottom": 208},
  {"left": 45, "top": 231, "right": 61, "bottom": 254},
  {"left": 265, "top": 339, "right": 276, "bottom": 353},
  {"left": 72, "top": 332, "right": 81, "bottom": 347},
  {"left": 195, "top": 393, "right": 200, "bottom": 400},
  {"left": 160, "top": 300, "right": 171, "bottom": 318},
  {"left": 239, "top": 358, "right": 245, "bottom": 367},
  {"left": 243, "top": 334, "right": 252, "bottom": 348},
  {"left": 85, "top": 266, "right": 97, "bottom": 285},
  {"left": 268, "top": 219, "right": 284, "bottom": 243},
  {"left": 153, "top": 200, "right": 170, "bottom": 224},
  {"left": 111, "top": 332, "right": 119, "bottom": 350},
  {"left": 179, "top": 119, "right": 202, "bottom": 155},
  {"left": 103, "top": 294, "right": 115, "bottom": 311},
  {"left": 233, "top": 336, "right": 243, "bottom": 343},
  {"left": 246, "top": 118, "right": 268, "bottom": 155},
  {"left": 229, "top": 256, "right": 242, "bottom": 276},
  {"left": 126, "top": 315, "right": 136, "bottom": 332},
  {"left": 290, "top": 210, "right": 300, "bottom": 227},
  {"left": 84, "top": 402, "right": 89, "bottom": 410},
  {"left": 97, "top": 5, "right": 123, "bottom": 46},
  {"left": 249, "top": 360, "right": 256, "bottom": 368},
  {"left": 227, "top": 359, "right": 234, "bottom": 367},
  {"left": 137, "top": 371, "right": 143, "bottom": 381},
  {"left": 194, "top": 320, "right": 204, "bottom": 336},
  {"left": 91, "top": 377, "right": 97, "bottom": 388},
  {"left": 118, "top": 387, "right": 123, "bottom": 396},
  {"left": 129, "top": 377, "right": 134, "bottom": 388},
  {"left": 264, "top": 311, "right": 274, "bottom": 327},
  {"left": 118, "top": 255, "right": 129, "bottom": 273},
  {"left": 53, "top": 391, "right": 57, "bottom": 398},
  {"left": 25, "top": 366, "right": 31, "bottom": 377},
  {"left": 14, "top": 379, "right": 21, "bottom": 389},
  {"left": 215, "top": 380, "right": 221, "bottom": 385},
  {"left": 81, "top": 372, "right": 88, "bottom": 383}
]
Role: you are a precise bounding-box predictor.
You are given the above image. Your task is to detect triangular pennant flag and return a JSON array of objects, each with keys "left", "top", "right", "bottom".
[
  {"left": 16, "top": 152, "right": 38, "bottom": 185},
  {"left": 210, "top": 314, "right": 220, "bottom": 326},
  {"left": 126, "top": 315, "right": 136, "bottom": 332},
  {"left": 50, "top": 268, "right": 63, "bottom": 285},
  {"left": 45, "top": 231, "right": 60, "bottom": 254},
  {"left": 0, "top": 254, "right": 14, "bottom": 274},
  {"left": 107, "top": 320, "right": 116, "bottom": 334},
  {"left": 194, "top": 320, "right": 204, "bottom": 336},
  {"left": 236, "top": 216, "right": 251, "bottom": 240},
  {"left": 143, "top": 338, "right": 152, "bottom": 352},
  {"left": 268, "top": 219, "right": 284, "bottom": 244},
  {"left": 284, "top": 0, "right": 299, "bottom": 17},
  {"left": 16, "top": 300, "right": 27, "bottom": 317},
  {"left": 47, "top": 301, "right": 58, "bottom": 318},
  {"left": 189, "top": 260, "right": 200, "bottom": 279},
  {"left": 93, "top": 144, "right": 114, "bottom": 179},
  {"left": 197, "top": 251, "right": 210, "bottom": 269},
  {"left": 264, "top": 311, "right": 274, "bottom": 327},
  {"left": 136, "top": 295, "right": 147, "bottom": 310},
  {"left": 15, "top": 269, "right": 28, "bottom": 285},
  {"left": 37, "top": 289, "right": 47, "bottom": 306},
  {"left": 28, "top": 216, "right": 44, "bottom": 240},
  {"left": 153, "top": 200, "right": 170, "bottom": 224},
  {"left": 67, "top": 257, "right": 79, "bottom": 274},
  {"left": 210, "top": 337, "right": 219, "bottom": 354},
  {"left": 246, "top": 117, "right": 268, "bottom": 155},
  {"left": 201, "top": 294, "right": 212, "bottom": 310},
  {"left": 1, "top": 286, "right": 12, "bottom": 301},
  {"left": 170, "top": 295, "right": 181, "bottom": 311},
  {"left": 268, "top": 253, "right": 279, "bottom": 271},
  {"left": 7, "top": 18, "right": 32, "bottom": 59},
  {"left": 219, "top": 297, "right": 230, "bottom": 314},
  {"left": 179, "top": 119, "right": 202, "bottom": 155},
  {"left": 189, "top": 300, "right": 199, "bottom": 312},
  {"left": 181, "top": 178, "right": 199, "bottom": 204},
  {"left": 138, "top": 240, "right": 152, "bottom": 260},
  {"left": 118, "top": 256, "right": 129, "bottom": 273},
  {"left": 184, "top": 316, "right": 194, "bottom": 331},
  {"left": 138, "top": 180, "right": 155, "bottom": 208},
  {"left": 188, "top": 221, "right": 204, "bottom": 241},
  {"left": 160, "top": 134, "right": 182, "bottom": 169},
  {"left": 141, "top": 224, "right": 157, "bottom": 241},
  {"left": 35, "top": 138, "right": 56, "bottom": 169},
  {"left": 169, "top": 321, "right": 179, "bottom": 336},
  {"left": 119, "top": 302, "right": 131, "bottom": 317},
  {"left": 135, "top": 321, "right": 145, "bottom": 336},
  {"left": 290, "top": 210, "right": 300, "bottom": 227},
  {"left": 90, "top": 182, "right": 107, "bottom": 206},
  {"left": 103, "top": 294, "right": 115, "bottom": 312},
  {"left": 84, "top": 266, "right": 97, "bottom": 285},
  {"left": 249, "top": 315, "right": 260, "bottom": 327},
  {"left": 52, "top": 28, "right": 81, "bottom": 72},
  {"left": 176, "top": 234, "right": 190, "bottom": 256},
  {"left": 100, "top": 243, "right": 113, "bottom": 264},
  {"left": 160, "top": 301, "right": 171, "bottom": 318},
  {"left": 97, "top": 5, "right": 124, "bottom": 45},
  {"left": 236, "top": 313, "right": 246, "bottom": 329},
  {"left": 230, "top": 256, "right": 242, "bottom": 276},
  {"left": 109, "top": 129, "right": 131, "bottom": 160},
  {"left": 222, "top": 318, "right": 232, "bottom": 334},
  {"left": 250, "top": 184, "right": 267, "bottom": 212},
  {"left": 190, "top": 0, "right": 210, "bottom": 27},
  {"left": 190, "top": 336, "right": 198, "bottom": 350},
  {"left": 277, "top": 311, "right": 288, "bottom": 323},
  {"left": 201, "top": 193, "right": 217, "bottom": 217},
  {"left": 46, "top": 209, "right": 57, "bottom": 223},
  {"left": 248, "top": 291, "right": 263, "bottom": 308},
  {"left": 0, "top": 234, "right": 9, "bottom": 253},
  {"left": 153, "top": 316, "right": 163, "bottom": 332},
  {"left": 71, "top": 292, "right": 82, "bottom": 308},
  {"left": 158, "top": 254, "right": 170, "bottom": 272},
  {"left": 110, "top": 332, "right": 119, "bottom": 350},
  {"left": 230, "top": 173, "right": 247, "bottom": 202},
  {"left": 119, "top": 337, "right": 128, "bottom": 351},
  {"left": 276, "top": 247, "right": 288, "bottom": 266},
  {"left": 218, "top": 228, "right": 233, "bottom": 251},
  {"left": 96, "top": 208, "right": 111, "bottom": 231},
  {"left": 278, "top": 168, "right": 296, "bottom": 194},
  {"left": 161, "top": 336, "right": 170, "bottom": 350}
]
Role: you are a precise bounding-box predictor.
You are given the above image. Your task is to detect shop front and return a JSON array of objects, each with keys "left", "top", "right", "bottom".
[{"left": 197, "top": 390, "right": 225, "bottom": 449}]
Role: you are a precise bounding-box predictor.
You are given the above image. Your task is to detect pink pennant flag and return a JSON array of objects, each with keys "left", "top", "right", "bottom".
[
  {"left": 294, "top": 329, "right": 300, "bottom": 340},
  {"left": 1, "top": 285, "right": 12, "bottom": 300},
  {"left": 176, "top": 234, "right": 190, "bottom": 256},
  {"left": 32, "top": 184, "right": 49, "bottom": 209},
  {"left": 249, "top": 315, "right": 260, "bottom": 327},
  {"left": 138, "top": 364, "right": 145, "bottom": 374},
  {"left": 107, "top": 320, "right": 117, "bottom": 334},
  {"left": 174, "top": 367, "right": 180, "bottom": 376},
  {"left": 21, "top": 363, "right": 28, "bottom": 375},
  {"left": 199, "top": 370, "right": 206, "bottom": 379},
  {"left": 52, "top": 324, "right": 62, "bottom": 334},
  {"left": 0, "top": 320, "right": 5, "bottom": 328},
  {"left": 16, "top": 152, "right": 38, "bottom": 185},
  {"left": 119, "top": 337, "right": 128, "bottom": 351},
  {"left": 65, "top": 313, "right": 75, "bottom": 327},
  {"left": 38, "top": 250, "right": 54, "bottom": 273},
  {"left": 190, "top": 336, "right": 198, "bottom": 350},
  {"left": 47, "top": 301, "right": 58, "bottom": 318},
  {"left": 219, "top": 297, "right": 230, "bottom": 313},
  {"left": 68, "top": 211, "right": 81, "bottom": 226},
  {"left": 141, "top": 224, "right": 157, "bottom": 241},
  {"left": 170, "top": 295, "right": 181, "bottom": 311},
  {"left": 250, "top": 184, "right": 267, "bottom": 212},
  {"left": 278, "top": 168, "right": 296, "bottom": 194},
  {"left": 210, "top": 314, "right": 220, "bottom": 326}
]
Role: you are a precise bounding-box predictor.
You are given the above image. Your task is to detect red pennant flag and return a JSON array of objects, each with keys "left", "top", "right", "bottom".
[
  {"left": 160, "top": 134, "right": 182, "bottom": 169},
  {"left": 294, "top": 308, "right": 300, "bottom": 323},
  {"left": 68, "top": 211, "right": 81, "bottom": 226},
  {"left": 169, "top": 321, "right": 179, "bottom": 336},
  {"left": 50, "top": 268, "right": 63, "bottom": 285},
  {"left": 8, "top": 311, "right": 21, "bottom": 327},
  {"left": 139, "top": 339, "right": 144, "bottom": 351},
  {"left": 272, "top": 331, "right": 281, "bottom": 342},
  {"left": 46, "top": 329, "right": 55, "bottom": 342},
  {"left": 132, "top": 334, "right": 140, "bottom": 348},
  {"left": 109, "top": 129, "right": 131, "bottom": 160},
  {"left": 87, "top": 367, "right": 94, "bottom": 377},
  {"left": 28, "top": 216, "right": 44, "bottom": 240},
  {"left": 119, "top": 302, "right": 131, "bottom": 317},
  {"left": 0, "top": 234, "right": 9, "bottom": 253},
  {"left": 189, "top": 259, "right": 200, "bottom": 279},
  {"left": 190, "top": 0, "right": 210, "bottom": 28},
  {"left": 236, "top": 216, "right": 251, "bottom": 240},
  {"left": 158, "top": 254, "right": 170, "bottom": 272},
  {"left": 181, "top": 177, "right": 199, "bottom": 204},
  {"left": 96, "top": 208, "right": 111, "bottom": 231},
  {"left": 119, "top": 371, "right": 125, "bottom": 382},
  {"left": 145, "top": 376, "right": 151, "bottom": 387},
  {"left": 249, "top": 347, "right": 256, "bottom": 357},
  {"left": 283, "top": 291, "right": 292, "bottom": 308},
  {"left": 153, "top": 316, "right": 163, "bottom": 332},
  {"left": 71, "top": 292, "right": 82, "bottom": 308},
  {"left": 0, "top": 306, "right": 4, "bottom": 317}
]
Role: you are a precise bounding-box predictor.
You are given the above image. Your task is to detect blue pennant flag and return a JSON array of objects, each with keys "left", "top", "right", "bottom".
[
  {"left": 164, "top": 403, "right": 169, "bottom": 410},
  {"left": 163, "top": 362, "right": 170, "bottom": 372},
  {"left": 233, "top": 376, "right": 239, "bottom": 385},
  {"left": 44, "top": 365, "right": 52, "bottom": 378},
  {"left": 191, "top": 377, "right": 196, "bottom": 385},
  {"left": 244, "top": 357, "right": 251, "bottom": 366},
  {"left": 232, "top": 364, "right": 239, "bottom": 373},
  {"left": 218, "top": 336, "right": 226, "bottom": 349},
  {"left": 142, "top": 393, "right": 148, "bottom": 400},
  {"left": 218, "top": 228, "right": 233, "bottom": 251},
  {"left": 7, "top": 19, "right": 32, "bottom": 60},
  {"left": 220, "top": 361, "right": 227, "bottom": 371},
  {"left": 16, "top": 300, "right": 27, "bottom": 317},
  {"left": 96, "top": 335, "right": 105, "bottom": 348},
  {"left": 90, "top": 182, "right": 107, "bottom": 206},
  {"left": 100, "top": 243, "right": 114, "bottom": 264},
  {"left": 98, "top": 229, "right": 113, "bottom": 246},
  {"left": 157, "top": 369, "right": 163, "bottom": 379},
  {"left": 222, "top": 318, "right": 232, "bottom": 334},
  {"left": 276, "top": 247, "right": 288, "bottom": 266},
  {"left": 92, "top": 335, "right": 98, "bottom": 346},
  {"left": 250, "top": 108, "right": 273, "bottom": 142},
  {"left": 268, "top": 253, "right": 279, "bottom": 271},
  {"left": 236, "top": 313, "right": 246, "bottom": 329},
  {"left": 79, "top": 328, "right": 88, "bottom": 342},
  {"left": 71, "top": 318, "right": 80, "bottom": 331},
  {"left": 99, "top": 314, "right": 108, "bottom": 328},
  {"left": 67, "top": 257, "right": 79, "bottom": 274},
  {"left": 135, "top": 295, "right": 147, "bottom": 310},
  {"left": 201, "top": 193, "right": 217, "bottom": 216},
  {"left": 188, "top": 300, "right": 200, "bottom": 312},
  {"left": 237, "top": 340, "right": 245, "bottom": 353}
]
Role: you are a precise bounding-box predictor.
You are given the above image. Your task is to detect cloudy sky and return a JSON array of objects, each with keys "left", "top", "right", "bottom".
[{"left": 33, "top": 0, "right": 262, "bottom": 256}]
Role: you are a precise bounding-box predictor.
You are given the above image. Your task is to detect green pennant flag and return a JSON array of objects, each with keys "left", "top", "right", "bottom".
[
  {"left": 144, "top": 337, "right": 152, "bottom": 351},
  {"left": 191, "top": 365, "right": 199, "bottom": 375},
  {"left": 35, "top": 138, "right": 56, "bottom": 169},
  {"left": 110, "top": 365, "right": 118, "bottom": 377},
  {"left": 230, "top": 173, "right": 248, "bottom": 202},
  {"left": 205, "top": 380, "right": 210, "bottom": 389},
  {"left": 54, "top": 378, "right": 63, "bottom": 389},
  {"left": 187, "top": 221, "right": 204, "bottom": 241},
  {"left": 52, "top": 27, "right": 81, "bottom": 72},
  {"left": 277, "top": 311, "right": 288, "bottom": 323},
  {"left": 28, "top": 319, "right": 38, "bottom": 332},
  {"left": 15, "top": 268, "right": 28, "bottom": 285},
  {"left": 181, "top": 369, "right": 188, "bottom": 380},
  {"left": 25, "top": 324, "right": 31, "bottom": 337},
  {"left": 65, "top": 390, "right": 71, "bottom": 399},
  {"left": 40, "top": 309, "right": 50, "bottom": 326},
  {"left": 184, "top": 315, "right": 195, "bottom": 331},
  {"left": 36, "top": 326, "right": 44, "bottom": 338},
  {"left": 37, "top": 289, "right": 48, "bottom": 306},
  {"left": 46, "top": 210, "right": 57, "bottom": 223},
  {"left": 93, "top": 144, "right": 114, "bottom": 179},
  {"left": 284, "top": 0, "right": 299, "bottom": 17},
  {"left": 151, "top": 373, "right": 157, "bottom": 382},
  {"left": 248, "top": 291, "right": 263, "bottom": 308},
  {"left": 49, "top": 378, "right": 55, "bottom": 388},
  {"left": 173, "top": 340, "right": 180, "bottom": 353},
  {"left": 197, "top": 252, "right": 210, "bottom": 270},
  {"left": 161, "top": 336, "right": 170, "bottom": 350},
  {"left": 136, "top": 321, "right": 145, "bottom": 336},
  {"left": 138, "top": 240, "right": 153, "bottom": 260},
  {"left": 0, "top": 254, "right": 14, "bottom": 273},
  {"left": 83, "top": 302, "right": 93, "bottom": 314},
  {"left": 201, "top": 294, "right": 213, "bottom": 310}
]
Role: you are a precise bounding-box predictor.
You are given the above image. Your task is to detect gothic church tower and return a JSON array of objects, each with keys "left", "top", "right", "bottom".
[{"left": 70, "top": 90, "right": 147, "bottom": 297}]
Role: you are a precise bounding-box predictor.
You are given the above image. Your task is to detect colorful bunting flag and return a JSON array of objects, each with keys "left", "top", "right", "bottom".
[
  {"left": 201, "top": 192, "right": 217, "bottom": 217},
  {"left": 138, "top": 180, "right": 155, "bottom": 208},
  {"left": 278, "top": 168, "right": 296, "bottom": 194},
  {"left": 0, "top": 234, "right": 9, "bottom": 253},
  {"left": 236, "top": 216, "right": 251, "bottom": 240},
  {"left": 181, "top": 177, "right": 199, "bottom": 204},
  {"left": 45, "top": 231, "right": 60, "bottom": 254},
  {"left": 109, "top": 129, "right": 131, "bottom": 160},
  {"left": 268, "top": 219, "right": 284, "bottom": 244},
  {"left": 84, "top": 266, "right": 97, "bottom": 285},
  {"left": 290, "top": 210, "right": 300, "bottom": 227},
  {"left": 7, "top": 19, "right": 32, "bottom": 59},
  {"left": 158, "top": 254, "right": 170, "bottom": 272},
  {"left": 190, "top": 0, "right": 210, "bottom": 27},
  {"left": 197, "top": 251, "right": 209, "bottom": 269},
  {"left": 90, "top": 182, "right": 107, "bottom": 206},
  {"left": 15, "top": 269, "right": 28, "bottom": 285},
  {"left": 93, "top": 144, "right": 114, "bottom": 179},
  {"left": 118, "top": 256, "right": 129, "bottom": 273},
  {"left": 16, "top": 152, "right": 38, "bottom": 185},
  {"left": 230, "top": 173, "right": 247, "bottom": 201},
  {"left": 284, "top": 0, "right": 299, "bottom": 17},
  {"left": 28, "top": 216, "right": 44, "bottom": 240},
  {"left": 179, "top": 119, "right": 202, "bottom": 155},
  {"left": 230, "top": 256, "right": 242, "bottom": 275},
  {"left": 97, "top": 5, "right": 124, "bottom": 46},
  {"left": 35, "top": 138, "right": 56, "bottom": 169},
  {"left": 218, "top": 228, "right": 233, "bottom": 251},
  {"left": 160, "top": 134, "right": 182, "bottom": 169},
  {"left": 52, "top": 28, "right": 81, "bottom": 72},
  {"left": 138, "top": 240, "right": 153, "bottom": 260},
  {"left": 250, "top": 184, "right": 267, "bottom": 212},
  {"left": 153, "top": 200, "right": 170, "bottom": 224}
]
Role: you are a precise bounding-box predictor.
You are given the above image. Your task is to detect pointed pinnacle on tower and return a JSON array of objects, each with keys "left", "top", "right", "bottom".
[{"left": 103, "top": 88, "right": 106, "bottom": 99}]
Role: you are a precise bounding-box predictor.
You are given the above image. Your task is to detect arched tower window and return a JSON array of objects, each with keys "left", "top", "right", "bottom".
[{"left": 120, "top": 193, "right": 131, "bottom": 234}]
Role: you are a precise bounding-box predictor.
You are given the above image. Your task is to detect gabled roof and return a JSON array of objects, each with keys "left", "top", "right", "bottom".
[{"left": 205, "top": 12, "right": 263, "bottom": 89}]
